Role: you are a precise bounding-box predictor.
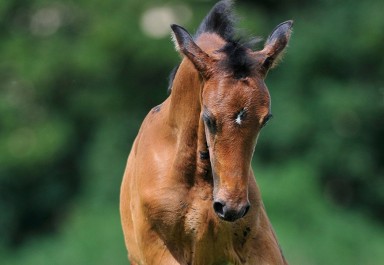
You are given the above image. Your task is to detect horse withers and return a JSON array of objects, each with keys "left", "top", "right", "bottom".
[{"left": 120, "top": 1, "right": 293, "bottom": 264}]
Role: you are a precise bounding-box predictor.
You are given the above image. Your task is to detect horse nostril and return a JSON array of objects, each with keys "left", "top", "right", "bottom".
[
  {"left": 213, "top": 201, "right": 225, "bottom": 217},
  {"left": 213, "top": 201, "right": 249, "bottom": 221}
]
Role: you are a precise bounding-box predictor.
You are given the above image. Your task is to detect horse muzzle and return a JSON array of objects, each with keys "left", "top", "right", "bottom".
[{"left": 213, "top": 199, "right": 250, "bottom": 222}]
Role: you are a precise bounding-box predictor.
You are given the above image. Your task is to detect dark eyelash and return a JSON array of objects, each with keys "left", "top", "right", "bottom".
[{"left": 261, "top": 114, "right": 273, "bottom": 128}]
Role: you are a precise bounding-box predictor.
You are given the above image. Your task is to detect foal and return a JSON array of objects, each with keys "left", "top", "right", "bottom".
[{"left": 120, "top": 1, "right": 292, "bottom": 264}]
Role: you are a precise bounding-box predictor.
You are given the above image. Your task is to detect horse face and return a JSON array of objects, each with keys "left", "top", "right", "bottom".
[
  {"left": 201, "top": 76, "right": 272, "bottom": 222},
  {"left": 171, "top": 21, "right": 292, "bottom": 222}
]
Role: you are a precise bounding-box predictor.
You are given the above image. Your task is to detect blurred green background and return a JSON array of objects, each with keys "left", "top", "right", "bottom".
[{"left": 1, "top": 0, "right": 383, "bottom": 264}]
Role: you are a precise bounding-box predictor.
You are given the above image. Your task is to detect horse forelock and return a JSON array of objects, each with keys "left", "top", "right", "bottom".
[
  {"left": 194, "top": 0, "right": 236, "bottom": 42},
  {"left": 168, "top": 0, "right": 235, "bottom": 92},
  {"left": 168, "top": 0, "right": 263, "bottom": 91},
  {"left": 193, "top": 0, "right": 261, "bottom": 80},
  {"left": 217, "top": 39, "right": 260, "bottom": 79}
]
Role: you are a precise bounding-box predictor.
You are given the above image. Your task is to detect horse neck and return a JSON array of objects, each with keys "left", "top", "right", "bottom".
[
  {"left": 167, "top": 59, "right": 211, "bottom": 186},
  {"left": 168, "top": 59, "right": 201, "bottom": 127}
]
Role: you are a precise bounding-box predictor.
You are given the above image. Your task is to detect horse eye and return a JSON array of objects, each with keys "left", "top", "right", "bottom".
[
  {"left": 203, "top": 112, "right": 217, "bottom": 134},
  {"left": 261, "top": 114, "right": 273, "bottom": 128}
]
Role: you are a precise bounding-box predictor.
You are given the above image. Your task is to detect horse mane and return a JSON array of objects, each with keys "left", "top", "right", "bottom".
[
  {"left": 168, "top": 0, "right": 259, "bottom": 92},
  {"left": 194, "top": 0, "right": 235, "bottom": 42},
  {"left": 218, "top": 39, "right": 258, "bottom": 79}
]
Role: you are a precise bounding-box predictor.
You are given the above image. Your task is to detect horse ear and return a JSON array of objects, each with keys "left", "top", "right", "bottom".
[
  {"left": 261, "top": 20, "right": 293, "bottom": 73},
  {"left": 171, "top": 24, "right": 213, "bottom": 78}
]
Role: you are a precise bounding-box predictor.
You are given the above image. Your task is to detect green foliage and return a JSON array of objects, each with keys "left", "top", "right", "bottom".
[
  {"left": 257, "top": 161, "right": 384, "bottom": 265},
  {"left": 0, "top": 0, "right": 383, "bottom": 264}
]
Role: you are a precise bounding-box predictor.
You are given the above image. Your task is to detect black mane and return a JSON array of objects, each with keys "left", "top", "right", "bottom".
[
  {"left": 168, "top": 0, "right": 257, "bottom": 91},
  {"left": 218, "top": 40, "right": 257, "bottom": 79},
  {"left": 194, "top": 0, "right": 235, "bottom": 41},
  {"left": 167, "top": 65, "right": 179, "bottom": 94}
]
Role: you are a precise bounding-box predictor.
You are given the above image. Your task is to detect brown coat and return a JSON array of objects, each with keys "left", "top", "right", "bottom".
[{"left": 120, "top": 1, "right": 292, "bottom": 264}]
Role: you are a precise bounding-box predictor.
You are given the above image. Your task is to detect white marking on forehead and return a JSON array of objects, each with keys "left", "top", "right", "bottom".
[
  {"left": 235, "top": 109, "right": 246, "bottom": 125},
  {"left": 235, "top": 114, "right": 242, "bottom": 125}
]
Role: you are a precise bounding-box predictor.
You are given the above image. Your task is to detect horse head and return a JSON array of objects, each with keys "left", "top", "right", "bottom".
[{"left": 171, "top": 6, "right": 292, "bottom": 222}]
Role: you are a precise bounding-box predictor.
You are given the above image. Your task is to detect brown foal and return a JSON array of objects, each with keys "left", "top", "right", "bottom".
[{"left": 120, "top": 1, "right": 293, "bottom": 264}]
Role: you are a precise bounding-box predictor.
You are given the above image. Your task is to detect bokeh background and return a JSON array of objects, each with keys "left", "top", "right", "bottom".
[{"left": 1, "top": 0, "right": 383, "bottom": 264}]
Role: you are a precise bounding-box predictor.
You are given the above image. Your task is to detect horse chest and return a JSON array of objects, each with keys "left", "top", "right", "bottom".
[
  {"left": 181, "top": 191, "right": 252, "bottom": 264},
  {"left": 144, "top": 184, "right": 254, "bottom": 264}
]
